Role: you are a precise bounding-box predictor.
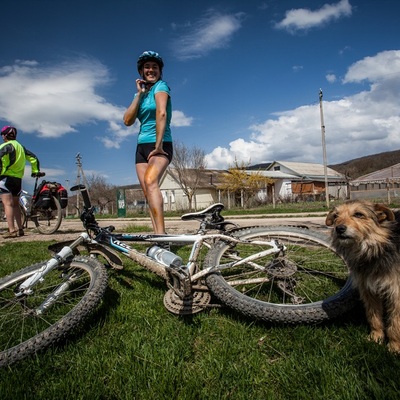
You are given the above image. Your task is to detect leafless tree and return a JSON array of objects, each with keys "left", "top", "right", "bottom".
[
  {"left": 169, "top": 141, "right": 206, "bottom": 211},
  {"left": 86, "top": 174, "right": 116, "bottom": 214}
]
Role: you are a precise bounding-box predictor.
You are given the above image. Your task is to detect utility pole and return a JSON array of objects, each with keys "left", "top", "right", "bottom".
[
  {"left": 75, "top": 153, "right": 89, "bottom": 214},
  {"left": 65, "top": 179, "right": 69, "bottom": 217},
  {"left": 319, "top": 89, "right": 330, "bottom": 208}
]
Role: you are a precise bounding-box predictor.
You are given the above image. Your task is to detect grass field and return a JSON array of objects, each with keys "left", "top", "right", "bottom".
[{"left": 1, "top": 240, "right": 400, "bottom": 400}]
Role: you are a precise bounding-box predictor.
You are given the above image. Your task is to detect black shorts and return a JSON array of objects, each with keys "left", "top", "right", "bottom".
[
  {"left": 135, "top": 142, "right": 173, "bottom": 164},
  {"left": 0, "top": 176, "right": 22, "bottom": 196}
]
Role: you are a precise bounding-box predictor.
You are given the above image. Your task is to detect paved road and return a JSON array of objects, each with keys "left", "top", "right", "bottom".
[{"left": 1, "top": 212, "right": 330, "bottom": 243}]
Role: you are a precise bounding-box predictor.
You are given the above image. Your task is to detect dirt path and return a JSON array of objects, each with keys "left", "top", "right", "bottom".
[{"left": 0, "top": 213, "right": 330, "bottom": 244}]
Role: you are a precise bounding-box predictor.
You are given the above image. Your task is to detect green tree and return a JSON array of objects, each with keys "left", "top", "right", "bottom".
[{"left": 218, "top": 160, "right": 274, "bottom": 208}]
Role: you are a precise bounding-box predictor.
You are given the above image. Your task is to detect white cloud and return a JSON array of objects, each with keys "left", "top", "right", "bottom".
[
  {"left": 171, "top": 110, "right": 193, "bottom": 127},
  {"left": 0, "top": 58, "right": 127, "bottom": 139},
  {"left": 172, "top": 11, "right": 244, "bottom": 60},
  {"left": 275, "top": 0, "right": 352, "bottom": 33},
  {"left": 205, "top": 50, "right": 400, "bottom": 169},
  {"left": 0, "top": 59, "right": 193, "bottom": 149},
  {"left": 343, "top": 50, "right": 400, "bottom": 83},
  {"left": 292, "top": 65, "right": 303, "bottom": 72},
  {"left": 326, "top": 73, "right": 337, "bottom": 83}
]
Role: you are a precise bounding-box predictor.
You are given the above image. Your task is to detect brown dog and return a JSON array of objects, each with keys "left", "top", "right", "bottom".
[{"left": 326, "top": 199, "right": 400, "bottom": 352}]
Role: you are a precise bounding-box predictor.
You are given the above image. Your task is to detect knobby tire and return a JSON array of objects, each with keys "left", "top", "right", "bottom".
[
  {"left": 0, "top": 256, "right": 108, "bottom": 367},
  {"left": 32, "top": 195, "right": 63, "bottom": 234},
  {"left": 204, "top": 226, "right": 358, "bottom": 324}
]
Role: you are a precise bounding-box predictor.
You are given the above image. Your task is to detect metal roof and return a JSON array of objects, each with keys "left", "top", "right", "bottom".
[
  {"left": 246, "top": 170, "right": 298, "bottom": 179},
  {"left": 268, "top": 161, "right": 343, "bottom": 178},
  {"left": 350, "top": 163, "right": 400, "bottom": 185}
]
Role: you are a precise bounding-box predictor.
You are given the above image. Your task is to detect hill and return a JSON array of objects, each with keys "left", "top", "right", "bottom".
[{"left": 329, "top": 149, "right": 400, "bottom": 179}]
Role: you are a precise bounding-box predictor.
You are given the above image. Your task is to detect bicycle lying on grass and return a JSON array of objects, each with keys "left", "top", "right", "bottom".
[
  {"left": 0, "top": 185, "right": 357, "bottom": 367},
  {"left": 0, "top": 172, "right": 63, "bottom": 235}
]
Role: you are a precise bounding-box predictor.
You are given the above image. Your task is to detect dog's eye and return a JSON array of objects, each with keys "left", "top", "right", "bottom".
[{"left": 354, "top": 212, "right": 365, "bottom": 219}]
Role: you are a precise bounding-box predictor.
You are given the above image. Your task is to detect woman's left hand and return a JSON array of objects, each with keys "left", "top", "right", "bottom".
[{"left": 148, "top": 146, "right": 168, "bottom": 160}]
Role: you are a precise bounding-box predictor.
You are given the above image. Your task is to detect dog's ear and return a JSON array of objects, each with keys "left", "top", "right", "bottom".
[
  {"left": 325, "top": 208, "right": 337, "bottom": 226},
  {"left": 374, "top": 204, "right": 395, "bottom": 223}
]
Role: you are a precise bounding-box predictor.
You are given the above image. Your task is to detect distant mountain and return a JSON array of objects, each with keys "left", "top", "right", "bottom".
[{"left": 329, "top": 149, "right": 400, "bottom": 179}]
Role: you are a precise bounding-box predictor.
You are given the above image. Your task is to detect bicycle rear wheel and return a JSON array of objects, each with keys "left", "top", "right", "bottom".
[
  {"left": 32, "top": 196, "right": 62, "bottom": 234},
  {"left": 0, "top": 256, "right": 108, "bottom": 367},
  {"left": 204, "top": 226, "right": 358, "bottom": 324}
]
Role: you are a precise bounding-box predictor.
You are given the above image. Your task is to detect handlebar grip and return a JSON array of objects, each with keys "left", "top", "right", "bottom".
[
  {"left": 70, "top": 184, "right": 92, "bottom": 208},
  {"left": 31, "top": 172, "right": 46, "bottom": 178}
]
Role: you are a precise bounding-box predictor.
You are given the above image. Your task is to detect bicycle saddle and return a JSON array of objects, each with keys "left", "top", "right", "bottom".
[{"left": 181, "top": 203, "right": 224, "bottom": 223}]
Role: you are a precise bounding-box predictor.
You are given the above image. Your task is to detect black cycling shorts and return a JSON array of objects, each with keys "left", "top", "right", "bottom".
[
  {"left": 135, "top": 142, "right": 173, "bottom": 164},
  {"left": 0, "top": 176, "right": 22, "bottom": 196}
]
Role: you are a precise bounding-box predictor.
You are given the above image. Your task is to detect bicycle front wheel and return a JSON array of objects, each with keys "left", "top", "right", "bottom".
[
  {"left": 204, "top": 226, "right": 357, "bottom": 324},
  {"left": 0, "top": 256, "right": 108, "bottom": 367},
  {"left": 32, "top": 196, "right": 62, "bottom": 234}
]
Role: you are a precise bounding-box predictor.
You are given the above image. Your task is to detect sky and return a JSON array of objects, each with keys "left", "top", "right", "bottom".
[{"left": 1, "top": 0, "right": 400, "bottom": 192}]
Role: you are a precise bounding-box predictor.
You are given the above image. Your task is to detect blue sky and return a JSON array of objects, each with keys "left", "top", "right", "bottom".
[{"left": 1, "top": 0, "right": 400, "bottom": 192}]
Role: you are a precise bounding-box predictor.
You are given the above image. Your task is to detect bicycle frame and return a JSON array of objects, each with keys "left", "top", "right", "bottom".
[
  {"left": 15, "top": 184, "right": 285, "bottom": 306},
  {"left": 89, "top": 229, "right": 283, "bottom": 281}
]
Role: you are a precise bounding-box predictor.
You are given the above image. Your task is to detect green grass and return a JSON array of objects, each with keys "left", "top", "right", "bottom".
[{"left": 1, "top": 241, "right": 400, "bottom": 399}]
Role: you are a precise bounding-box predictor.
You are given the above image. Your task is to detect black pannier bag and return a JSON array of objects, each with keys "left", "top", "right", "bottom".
[
  {"left": 46, "top": 182, "right": 68, "bottom": 210},
  {"left": 33, "top": 181, "right": 69, "bottom": 210},
  {"left": 32, "top": 181, "right": 52, "bottom": 209},
  {"left": 56, "top": 184, "right": 68, "bottom": 209}
]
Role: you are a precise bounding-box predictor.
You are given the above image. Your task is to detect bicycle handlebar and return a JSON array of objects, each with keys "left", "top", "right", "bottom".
[
  {"left": 70, "top": 185, "right": 92, "bottom": 209},
  {"left": 31, "top": 172, "right": 46, "bottom": 178}
]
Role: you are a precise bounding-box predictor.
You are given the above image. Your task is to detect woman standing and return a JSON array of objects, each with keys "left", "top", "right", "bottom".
[
  {"left": 0, "top": 126, "right": 40, "bottom": 238},
  {"left": 123, "top": 51, "right": 173, "bottom": 235}
]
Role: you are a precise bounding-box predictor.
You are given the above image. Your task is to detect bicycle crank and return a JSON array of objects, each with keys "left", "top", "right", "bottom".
[{"left": 163, "top": 289, "right": 211, "bottom": 315}]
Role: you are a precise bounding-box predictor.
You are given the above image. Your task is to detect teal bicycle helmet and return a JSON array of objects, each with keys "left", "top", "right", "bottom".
[{"left": 137, "top": 51, "right": 164, "bottom": 73}]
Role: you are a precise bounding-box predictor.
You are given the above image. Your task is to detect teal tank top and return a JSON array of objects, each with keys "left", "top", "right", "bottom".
[{"left": 136, "top": 80, "right": 172, "bottom": 144}]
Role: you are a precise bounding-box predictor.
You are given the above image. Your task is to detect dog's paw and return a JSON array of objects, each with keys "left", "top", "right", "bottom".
[
  {"left": 387, "top": 341, "right": 400, "bottom": 354},
  {"left": 368, "top": 331, "right": 385, "bottom": 344}
]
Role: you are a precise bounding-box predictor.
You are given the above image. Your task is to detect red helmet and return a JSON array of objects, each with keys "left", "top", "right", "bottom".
[{"left": 1, "top": 126, "right": 17, "bottom": 140}]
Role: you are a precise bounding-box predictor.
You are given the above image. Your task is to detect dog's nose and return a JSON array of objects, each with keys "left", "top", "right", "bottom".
[{"left": 335, "top": 224, "right": 346, "bottom": 234}]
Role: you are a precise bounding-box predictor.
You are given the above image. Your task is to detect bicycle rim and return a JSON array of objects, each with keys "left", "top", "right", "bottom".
[
  {"left": 32, "top": 196, "right": 62, "bottom": 234},
  {"left": 0, "top": 256, "right": 108, "bottom": 367},
  {"left": 204, "top": 226, "right": 357, "bottom": 324}
]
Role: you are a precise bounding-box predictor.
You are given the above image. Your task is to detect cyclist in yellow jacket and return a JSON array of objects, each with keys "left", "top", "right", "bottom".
[{"left": 0, "top": 126, "right": 40, "bottom": 238}]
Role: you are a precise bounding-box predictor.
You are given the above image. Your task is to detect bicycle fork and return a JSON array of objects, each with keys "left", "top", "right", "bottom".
[{"left": 14, "top": 233, "right": 92, "bottom": 314}]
